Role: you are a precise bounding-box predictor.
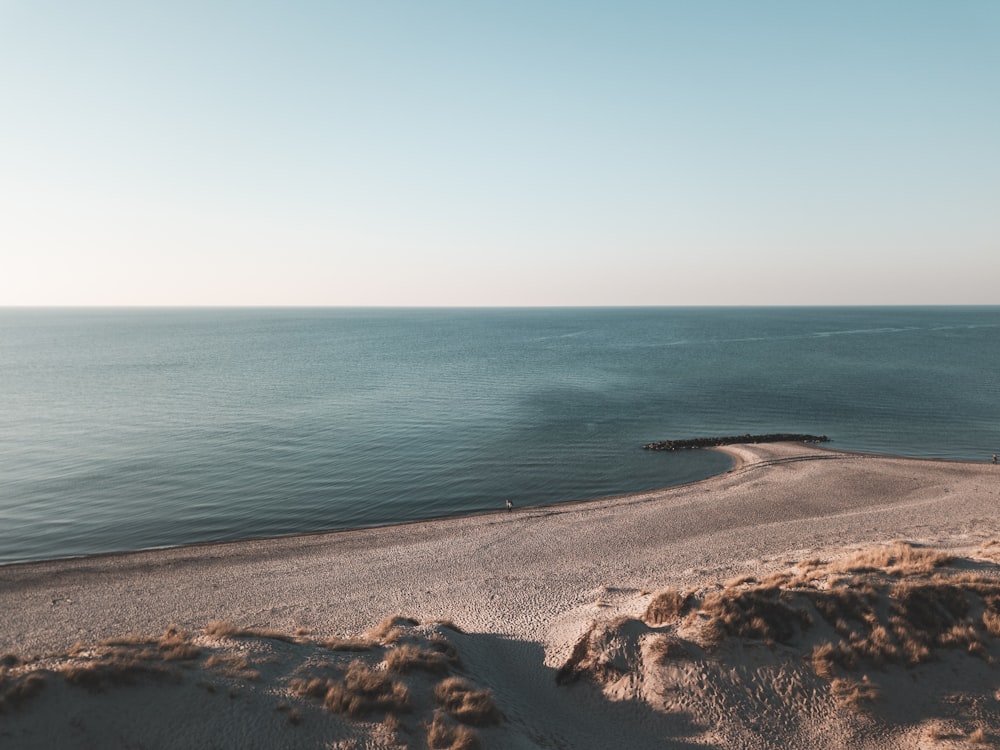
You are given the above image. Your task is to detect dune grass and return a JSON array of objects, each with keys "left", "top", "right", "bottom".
[
  {"left": 831, "top": 542, "right": 953, "bottom": 576},
  {"left": 367, "top": 615, "right": 420, "bottom": 645},
  {"left": 643, "top": 587, "right": 691, "bottom": 625},
  {"left": 0, "top": 667, "right": 47, "bottom": 713},
  {"left": 6, "top": 613, "right": 502, "bottom": 749},
  {"left": 322, "top": 636, "right": 373, "bottom": 652},
  {"left": 204, "top": 653, "right": 261, "bottom": 682},
  {"left": 563, "top": 542, "right": 1000, "bottom": 721},
  {"left": 385, "top": 644, "right": 453, "bottom": 675},
  {"left": 700, "top": 585, "right": 812, "bottom": 646},
  {"left": 830, "top": 676, "right": 879, "bottom": 711},
  {"left": 426, "top": 709, "right": 480, "bottom": 750},
  {"left": 323, "top": 660, "right": 412, "bottom": 718},
  {"left": 434, "top": 676, "right": 501, "bottom": 726}
]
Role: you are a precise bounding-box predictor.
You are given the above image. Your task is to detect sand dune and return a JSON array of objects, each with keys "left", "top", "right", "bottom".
[{"left": 2, "top": 443, "right": 1000, "bottom": 748}]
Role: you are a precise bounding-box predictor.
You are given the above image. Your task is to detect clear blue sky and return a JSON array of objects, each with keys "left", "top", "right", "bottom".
[{"left": 2, "top": 1, "right": 998, "bottom": 306}]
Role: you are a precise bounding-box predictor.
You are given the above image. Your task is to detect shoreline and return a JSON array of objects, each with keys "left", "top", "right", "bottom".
[
  {"left": 4, "top": 441, "right": 991, "bottom": 572},
  {"left": 4, "top": 442, "right": 999, "bottom": 656},
  {"left": 4, "top": 441, "right": 1000, "bottom": 748},
  {"left": 1, "top": 446, "right": 744, "bottom": 571}
]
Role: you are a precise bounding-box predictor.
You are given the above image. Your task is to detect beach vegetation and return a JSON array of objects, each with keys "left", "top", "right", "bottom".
[
  {"left": 0, "top": 668, "right": 47, "bottom": 713},
  {"left": 426, "top": 709, "right": 480, "bottom": 750},
  {"left": 322, "top": 636, "right": 373, "bottom": 651},
  {"left": 204, "top": 654, "right": 261, "bottom": 681},
  {"left": 157, "top": 625, "right": 201, "bottom": 661},
  {"left": 561, "top": 542, "right": 1000, "bottom": 727},
  {"left": 433, "top": 676, "right": 501, "bottom": 726},
  {"left": 368, "top": 615, "right": 420, "bottom": 645},
  {"left": 699, "top": 585, "right": 811, "bottom": 646},
  {"left": 61, "top": 653, "right": 173, "bottom": 690},
  {"left": 323, "top": 660, "right": 412, "bottom": 718},
  {"left": 643, "top": 587, "right": 691, "bottom": 625},
  {"left": 386, "top": 644, "right": 453, "bottom": 675},
  {"left": 830, "top": 676, "right": 879, "bottom": 711},
  {"left": 832, "top": 542, "right": 953, "bottom": 576},
  {"left": 982, "top": 601, "right": 1000, "bottom": 637},
  {"left": 647, "top": 633, "right": 688, "bottom": 663},
  {"left": 290, "top": 675, "right": 339, "bottom": 699},
  {"left": 429, "top": 635, "right": 461, "bottom": 665}
]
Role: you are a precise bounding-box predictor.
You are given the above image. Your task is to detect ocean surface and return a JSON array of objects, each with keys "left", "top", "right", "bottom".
[{"left": 1, "top": 307, "right": 998, "bottom": 565}]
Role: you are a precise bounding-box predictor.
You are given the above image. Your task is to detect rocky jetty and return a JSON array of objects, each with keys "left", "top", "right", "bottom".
[{"left": 642, "top": 433, "right": 829, "bottom": 451}]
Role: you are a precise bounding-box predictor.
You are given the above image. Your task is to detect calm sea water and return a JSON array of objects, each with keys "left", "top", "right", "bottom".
[{"left": 1, "top": 307, "right": 998, "bottom": 565}]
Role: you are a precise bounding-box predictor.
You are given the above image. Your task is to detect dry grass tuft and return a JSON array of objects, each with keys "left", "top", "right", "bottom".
[
  {"left": 157, "top": 625, "right": 201, "bottom": 661},
  {"left": 385, "top": 644, "right": 453, "bottom": 675},
  {"left": 204, "top": 620, "right": 294, "bottom": 642},
  {"left": 434, "top": 676, "right": 501, "bottom": 726},
  {"left": 426, "top": 709, "right": 480, "bottom": 750},
  {"left": 643, "top": 587, "right": 691, "bottom": 625},
  {"left": 983, "top": 598, "right": 1000, "bottom": 637},
  {"left": 760, "top": 571, "right": 794, "bottom": 588},
  {"left": 323, "top": 660, "right": 412, "bottom": 718},
  {"left": 810, "top": 642, "right": 857, "bottom": 678},
  {"left": 381, "top": 712, "right": 401, "bottom": 734},
  {"left": 830, "top": 676, "right": 879, "bottom": 711},
  {"left": 700, "top": 586, "right": 811, "bottom": 645},
  {"left": 61, "top": 655, "right": 172, "bottom": 690},
  {"left": 429, "top": 636, "right": 461, "bottom": 666},
  {"left": 0, "top": 670, "right": 48, "bottom": 713},
  {"left": 647, "top": 634, "right": 688, "bottom": 664},
  {"left": 204, "top": 654, "right": 261, "bottom": 682},
  {"left": 367, "top": 615, "right": 420, "bottom": 645},
  {"left": 290, "top": 675, "right": 339, "bottom": 698},
  {"left": 322, "top": 636, "right": 373, "bottom": 652},
  {"left": 833, "top": 542, "right": 953, "bottom": 576}
]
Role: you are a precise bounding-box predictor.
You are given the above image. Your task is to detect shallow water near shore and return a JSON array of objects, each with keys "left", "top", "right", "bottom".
[{"left": 1, "top": 306, "right": 998, "bottom": 564}]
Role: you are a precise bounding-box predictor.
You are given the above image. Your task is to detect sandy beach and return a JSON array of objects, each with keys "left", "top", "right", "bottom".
[{"left": 3, "top": 442, "right": 1000, "bottom": 748}]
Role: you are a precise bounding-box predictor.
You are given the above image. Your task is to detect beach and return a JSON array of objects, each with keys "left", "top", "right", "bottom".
[{"left": 3, "top": 442, "right": 1000, "bottom": 748}]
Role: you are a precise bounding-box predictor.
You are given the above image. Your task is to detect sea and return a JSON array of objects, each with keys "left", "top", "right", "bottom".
[{"left": 1, "top": 307, "right": 998, "bottom": 566}]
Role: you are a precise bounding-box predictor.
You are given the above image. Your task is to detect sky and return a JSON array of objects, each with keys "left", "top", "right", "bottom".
[{"left": 1, "top": 1, "right": 998, "bottom": 306}]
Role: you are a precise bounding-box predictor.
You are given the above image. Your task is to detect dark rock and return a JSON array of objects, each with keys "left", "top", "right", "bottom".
[{"left": 642, "top": 433, "right": 829, "bottom": 451}]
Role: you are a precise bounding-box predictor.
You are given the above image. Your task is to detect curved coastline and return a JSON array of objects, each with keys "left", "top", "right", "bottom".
[
  {"left": 4, "top": 441, "right": 1000, "bottom": 748},
  {"left": 0, "top": 449, "right": 739, "bottom": 571},
  {"left": 2, "top": 440, "right": 992, "bottom": 573},
  {"left": 4, "top": 442, "right": 999, "bottom": 649}
]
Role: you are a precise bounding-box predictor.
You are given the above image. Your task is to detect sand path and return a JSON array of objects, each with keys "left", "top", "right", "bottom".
[{"left": 3, "top": 443, "right": 998, "bottom": 660}]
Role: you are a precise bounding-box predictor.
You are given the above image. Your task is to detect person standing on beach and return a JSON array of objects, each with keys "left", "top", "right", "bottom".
[
  {"left": 505, "top": 499, "right": 513, "bottom": 512},
  {"left": 993, "top": 454, "right": 997, "bottom": 465}
]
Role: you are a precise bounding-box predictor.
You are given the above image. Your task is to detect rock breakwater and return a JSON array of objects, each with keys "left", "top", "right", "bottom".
[{"left": 643, "top": 433, "right": 829, "bottom": 451}]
